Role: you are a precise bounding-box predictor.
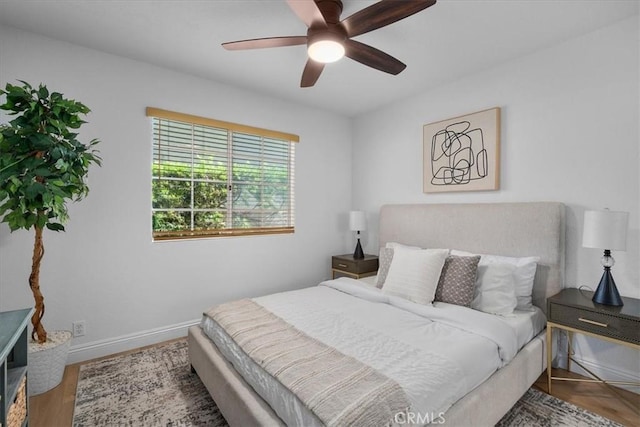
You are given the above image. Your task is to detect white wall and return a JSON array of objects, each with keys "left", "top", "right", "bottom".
[
  {"left": 352, "top": 17, "right": 639, "bottom": 389},
  {"left": 0, "top": 25, "right": 352, "bottom": 361}
]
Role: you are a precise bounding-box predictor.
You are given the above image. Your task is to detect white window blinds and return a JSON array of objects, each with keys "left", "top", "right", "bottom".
[{"left": 147, "top": 107, "right": 297, "bottom": 240}]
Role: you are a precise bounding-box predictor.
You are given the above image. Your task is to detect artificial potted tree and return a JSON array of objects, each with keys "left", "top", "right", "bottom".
[{"left": 0, "top": 81, "right": 101, "bottom": 395}]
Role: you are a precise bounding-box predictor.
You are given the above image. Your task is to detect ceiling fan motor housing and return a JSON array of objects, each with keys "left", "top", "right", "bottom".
[
  {"left": 314, "top": 0, "right": 343, "bottom": 25},
  {"left": 222, "top": 0, "right": 437, "bottom": 87},
  {"left": 308, "top": 0, "right": 347, "bottom": 45}
]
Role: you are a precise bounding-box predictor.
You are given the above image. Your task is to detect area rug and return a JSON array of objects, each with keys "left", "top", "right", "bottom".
[
  {"left": 72, "top": 339, "right": 226, "bottom": 427},
  {"left": 73, "top": 338, "right": 622, "bottom": 427},
  {"left": 496, "top": 387, "right": 622, "bottom": 427}
]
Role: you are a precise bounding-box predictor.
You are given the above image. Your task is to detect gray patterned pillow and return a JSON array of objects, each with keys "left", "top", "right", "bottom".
[
  {"left": 375, "top": 247, "right": 394, "bottom": 288},
  {"left": 434, "top": 255, "right": 481, "bottom": 307}
]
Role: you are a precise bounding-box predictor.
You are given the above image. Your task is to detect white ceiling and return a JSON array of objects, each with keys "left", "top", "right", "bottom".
[{"left": 0, "top": 1, "right": 637, "bottom": 117}]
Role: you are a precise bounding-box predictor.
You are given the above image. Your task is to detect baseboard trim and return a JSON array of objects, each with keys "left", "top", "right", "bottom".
[
  {"left": 67, "top": 319, "right": 200, "bottom": 364},
  {"left": 569, "top": 355, "right": 640, "bottom": 394}
]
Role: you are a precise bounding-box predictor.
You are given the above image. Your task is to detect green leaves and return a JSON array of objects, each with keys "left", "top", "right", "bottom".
[
  {"left": 0, "top": 81, "right": 101, "bottom": 233},
  {"left": 24, "top": 181, "right": 46, "bottom": 199},
  {"left": 45, "top": 223, "right": 65, "bottom": 232}
]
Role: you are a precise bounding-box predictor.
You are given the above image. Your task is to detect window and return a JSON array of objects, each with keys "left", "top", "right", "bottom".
[{"left": 147, "top": 107, "right": 297, "bottom": 241}]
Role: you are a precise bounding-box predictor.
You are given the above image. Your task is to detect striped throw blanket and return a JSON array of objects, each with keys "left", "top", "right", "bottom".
[{"left": 205, "top": 299, "right": 411, "bottom": 426}]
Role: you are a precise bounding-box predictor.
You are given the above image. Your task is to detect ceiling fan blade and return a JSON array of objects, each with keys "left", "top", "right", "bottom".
[
  {"left": 300, "top": 59, "right": 325, "bottom": 87},
  {"left": 344, "top": 39, "right": 406, "bottom": 75},
  {"left": 342, "top": 0, "right": 436, "bottom": 38},
  {"left": 222, "top": 36, "right": 307, "bottom": 51},
  {"left": 286, "top": 0, "right": 327, "bottom": 28}
]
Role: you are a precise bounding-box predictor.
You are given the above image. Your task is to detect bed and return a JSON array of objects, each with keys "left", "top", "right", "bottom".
[{"left": 188, "top": 202, "right": 565, "bottom": 426}]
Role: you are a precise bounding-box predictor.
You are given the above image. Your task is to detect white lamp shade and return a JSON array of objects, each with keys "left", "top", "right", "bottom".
[
  {"left": 582, "top": 210, "right": 628, "bottom": 250},
  {"left": 349, "top": 211, "right": 366, "bottom": 231}
]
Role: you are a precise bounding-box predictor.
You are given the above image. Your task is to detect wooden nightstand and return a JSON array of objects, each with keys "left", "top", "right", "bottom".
[
  {"left": 331, "top": 254, "right": 379, "bottom": 279},
  {"left": 546, "top": 288, "right": 640, "bottom": 394}
]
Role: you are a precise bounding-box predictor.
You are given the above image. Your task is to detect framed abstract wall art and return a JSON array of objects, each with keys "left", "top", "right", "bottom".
[{"left": 423, "top": 107, "right": 500, "bottom": 193}]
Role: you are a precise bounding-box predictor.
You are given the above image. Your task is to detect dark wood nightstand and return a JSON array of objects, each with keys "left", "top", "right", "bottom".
[
  {"left": 546, "top": 288, "right": 640, "bottom": 394},
  {"left": 331, "top": 254, "right": 379, "bottom": 279}
]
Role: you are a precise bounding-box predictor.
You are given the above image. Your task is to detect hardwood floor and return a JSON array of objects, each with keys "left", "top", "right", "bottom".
[
  {"left": 29, "top": 363, "right": 79, "bottom": 427},
  {"left": 532, "top": 369, "right": 639, "bottom": 427},
  {"left": 30, "top": 350, "right": 640, "bottom": 427}
]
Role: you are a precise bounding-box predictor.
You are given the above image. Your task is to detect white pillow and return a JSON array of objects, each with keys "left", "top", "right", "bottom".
[
  {"left": 382, "top": 247, "right": 448, "bottom": 305},
  {"left": 471, "top": 263, "right": 518, "bottom": 315},
  {"left": 451, "top": 249, "right": 540, "bottom": 310}
]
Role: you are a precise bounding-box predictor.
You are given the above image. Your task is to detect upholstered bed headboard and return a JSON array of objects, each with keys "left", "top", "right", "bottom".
[{"left": 379, "top": 202, "right": 565, "bottom": 312}]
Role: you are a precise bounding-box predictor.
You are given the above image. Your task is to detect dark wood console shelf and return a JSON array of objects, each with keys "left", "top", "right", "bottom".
[{"left": 1, "top": 308, "right": 33, "bottom": 427}]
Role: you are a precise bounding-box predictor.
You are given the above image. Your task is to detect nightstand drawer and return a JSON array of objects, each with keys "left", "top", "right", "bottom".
[
  {"left": 331, "top": 254, "right": 378, "bottom": 275},
  {"left": 548, "top": 302, "right": 640, "bottom": 345},
  {"left": 331, "top": 256, "right": 378, "bottom": 274}
]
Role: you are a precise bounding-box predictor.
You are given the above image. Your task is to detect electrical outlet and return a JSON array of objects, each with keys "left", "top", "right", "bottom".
[{"left": 72, "top": 320, "right": 86, "bottom": 337}]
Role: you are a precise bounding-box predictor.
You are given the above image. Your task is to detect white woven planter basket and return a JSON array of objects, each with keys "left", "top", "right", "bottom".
[{"left": 28, "top": 330, "right": 72, "bottom": 396}]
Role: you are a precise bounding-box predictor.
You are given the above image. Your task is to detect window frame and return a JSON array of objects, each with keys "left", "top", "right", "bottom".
[{"left": 147, "top": 107, "right": 298, "bottom": 241}]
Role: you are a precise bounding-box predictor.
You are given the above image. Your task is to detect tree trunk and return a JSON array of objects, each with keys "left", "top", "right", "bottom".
[{"left": 29, "top": 225, "right": 47, "bottom": 343}]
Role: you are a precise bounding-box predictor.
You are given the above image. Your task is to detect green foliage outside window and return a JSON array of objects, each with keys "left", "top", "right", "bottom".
[
  {"left": 151, "top": 157, "right": 290, "bottom": 233},
  {"left": 152, "top": 161, "right": 227, "bottom": 232}
]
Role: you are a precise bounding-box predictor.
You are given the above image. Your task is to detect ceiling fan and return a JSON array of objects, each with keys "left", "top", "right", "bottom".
[{"left": 222, "top": 0, "right": 437, "bottom": 87}]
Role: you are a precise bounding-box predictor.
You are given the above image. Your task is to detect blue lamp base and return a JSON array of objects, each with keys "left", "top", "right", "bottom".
[{"left": 592, "top": 267, "right": 624, "bottom": 306}]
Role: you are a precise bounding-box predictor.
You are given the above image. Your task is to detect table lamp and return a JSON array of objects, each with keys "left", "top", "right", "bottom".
[
  {"left": 582, "top": 209, "right": 629, "bottom": 306},
  {"left": 349, "top": 211, "right": 366, "bottom": 259}
]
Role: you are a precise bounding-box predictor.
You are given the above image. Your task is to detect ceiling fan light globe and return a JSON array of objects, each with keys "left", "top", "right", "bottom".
[{"left": 308, "top": 40, "right": 345, "bottom": 63}]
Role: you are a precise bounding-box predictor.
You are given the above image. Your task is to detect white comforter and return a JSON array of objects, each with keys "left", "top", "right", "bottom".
[{"left": 201, "top": 277, "right": 537, "bottom": 426}]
